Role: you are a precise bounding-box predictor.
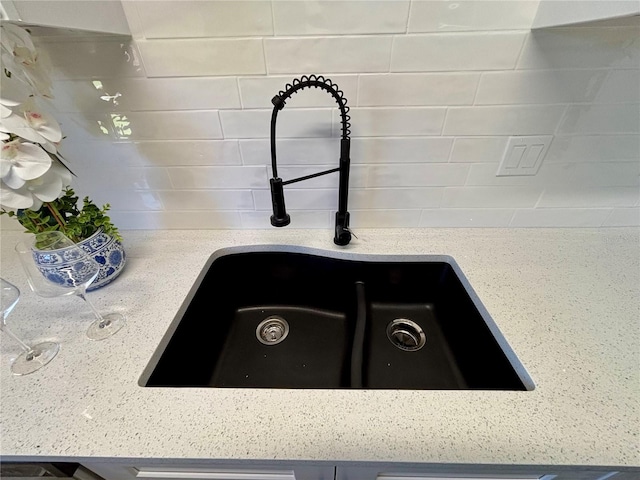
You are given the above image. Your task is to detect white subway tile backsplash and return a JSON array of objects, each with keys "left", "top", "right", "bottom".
[
  {"left": 265, "top": 37, "right": 393, "bottom": 74},
  {"left": 112, "top": 211, "right": 243, "bottom": 229},
  {"left": 350, "top": 188, "right": 442, "bottom": 209},
  {"left": 358, "top": 73, "right": 479, "bottom": 106},
  {"left": 557, "top": 104, "right": 640, "bottom": 135},
  {"left": 450, "top": 137, "right": 509, "bottom": 163},
  {"left": 221, "top": 109, "right": 332, "bottom": 139},
  {"left": 518, "top": 27, "right": 640, "bottom": 70},
  {"left": 595, "top": 70, "right": 640, "bottom": 104},
  {"left": 59, "top": 111, "right": 224, "bottom": 141},
  {"left": 351, "top": 137, "right": 453, "bottom": 163},
  {"left": 442, "top": 187, "right": 542, "bottom": 208},
  {"left": 408, "top": 0, "right": 538, "bottom": 33},
  {"left": 44, "top": 80, "right": 118, "bottom": 114},
  {"left": 345, "top": 108, "right": 446, "bottom": 136},
  {"left": 29, "top": 13, "right": 639, "bottom": 231},
  {"left": 510, "top": 208, "right": 612, "bottom": 227},
  {"left": 72, "top": 165, "right": 172, "bottom": 190},
  {"left": 52, "top": 77, "right": 240, "bottom": 113},
  {"left": 137, "top": 38, "right": 265, "bottom": 76},
  {"left": 545, "top": 135, "right": 640, "bottom": 163},
  {"left": 79, "top": 190, "right": 164, "bottom": 211},
  {"left": 241, "top": 211, "right": 331, "bottom": 229},
  {"left": 251, "top": 190, "right": 273, "bottom": 211},
  {"left": 537, "top": 187, "right": 640, "bottom": 208},
  {"left": 443, "top": 105, "right": 566, "bottom": 135},
  {"left": 276, "top": 166, "right": 368, "bottom": 188},
  {"left": 134, "top": 1, "right": 273, "bottom": 38},
  {"left": 39, "top": 38, "right": 144, "bottom": 79},
  {"left": 391, "top": 32, "right": 526, "bottom": 72},
  {"left": 54, "top": 113, "right": 112, "bottom": 142},
  {"left": 134, "top": 111, "right": 224, "bottom": 140},
  {"left": 240, "top": 138, "right": 337, "bottom": 165},
  {"left": 108, "top": 211, "right": 164, "bottom": 229},
  {"left": 273, "top": 1, "right": 410, "bottom": 36},
  {"left": 241, "top": 137, "right": 453, "bottom": 165},
  {"left": 59, "top": 141, "right": 143, "bottom": 166},
  {"left": 350, "top": 210, "right": 421, "bottom": 228},
  {"left": 466, "top": 162, "right": 640, "bottom": 187},
  {"left": 168, "top": 166, "right": 268, "bottom": 189},
  {"left": 419, "top": 209, "right": 515, "bottom": 227},
  {"left": 239, "top": 76, "right": 358, "bottom": 109},
  {"left": 158, "top": 190, "right": 255, "bottom": 211},
  {"left": 253, "top": 189, "right": 337, "bottom": 211},
  {"left": 602, "top": 208, "right": 640, "bottom": 227},
  {"left": 252, "top": 186, "right": 443, "bottom": 211},
  {"left": 475, "top": 70, "right": 609, "bottom": 105},
  {"left": 135, "top": 141, "right": 241, "bottom": 166},
  {"left": 367, "top": 164, "right": 469, "bottom": 187}
]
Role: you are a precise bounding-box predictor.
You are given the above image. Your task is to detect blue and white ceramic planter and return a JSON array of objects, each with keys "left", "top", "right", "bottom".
[
  {"left": 33, "top": 229, "right": 126, "bottom": 291},
  {"left": 79, "top": 229, "right": 126, "bottom": 290}
]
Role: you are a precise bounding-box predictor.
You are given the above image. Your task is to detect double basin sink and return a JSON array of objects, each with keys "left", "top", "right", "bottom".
[{"left": 140, "top": 246, "right": 533, "bottom": 390}]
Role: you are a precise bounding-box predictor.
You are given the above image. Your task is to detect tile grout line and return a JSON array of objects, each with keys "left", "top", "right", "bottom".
[{"left": 512, "top": 30, "right": 529, "bottom": 71}]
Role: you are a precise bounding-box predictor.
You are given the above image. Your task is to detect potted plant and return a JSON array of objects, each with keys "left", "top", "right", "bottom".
[{"left": 0, "top": 23, "right": 125, "bottom": 290}]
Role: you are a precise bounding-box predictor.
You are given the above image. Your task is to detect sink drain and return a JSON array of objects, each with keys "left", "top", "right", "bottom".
[
  {"left": 256, "top": 316, "right": 289, "bottom": 345},
  {"left": 386, "top": 319, "right": 426, "bottom": 352}
]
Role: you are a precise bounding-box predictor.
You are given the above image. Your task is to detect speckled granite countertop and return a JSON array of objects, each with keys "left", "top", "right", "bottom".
[{"left": 0, "top": 228, "right": 638, "bottom": 466}]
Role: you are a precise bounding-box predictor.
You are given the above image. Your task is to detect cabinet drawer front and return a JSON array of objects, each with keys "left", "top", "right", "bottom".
[
  {"left": 135, "top": 469, "right": 296, "bottom": 480},
  {"left": 378, "top": 477, "right": 543, "bottom": 480}
]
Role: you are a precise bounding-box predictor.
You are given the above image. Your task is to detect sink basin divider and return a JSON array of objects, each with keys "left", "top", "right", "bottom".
[{"left": 350, "top": 281, "right": 367, "bottom": 388}]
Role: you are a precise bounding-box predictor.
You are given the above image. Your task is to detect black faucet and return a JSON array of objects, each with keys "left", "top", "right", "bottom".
[{"left": 268, "top": 75, "right": 353, "bottom": 246}]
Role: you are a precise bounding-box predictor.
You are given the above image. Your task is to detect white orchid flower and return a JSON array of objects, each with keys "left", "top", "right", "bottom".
[
  {"left": 0, "top": 104, "right": 13, "bottom": 118},
  {"left": 1, "top": 23, "right": 37, "bottom": 56},
  {"left": 0, "top": 161, "right": 71, "bottom": 211},
  {"left": 1, "top": 23, "right": 53, "bottom": 98},
  {"left": 0, "top": 60, "right": 33, "bottom": 109},
  {"left": 19, "top": 55, "right": 53, "bottom": 99},
  {"left": 0, "top": 99, "right": 61, "bottom": 149},
  {"left": 1, "top": 139, "right": 52, "bottom": 189}
]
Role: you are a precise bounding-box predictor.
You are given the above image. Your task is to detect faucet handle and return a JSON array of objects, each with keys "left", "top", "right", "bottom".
[{"left": 344, "top": 227, "right": 358, "bottom": 239}]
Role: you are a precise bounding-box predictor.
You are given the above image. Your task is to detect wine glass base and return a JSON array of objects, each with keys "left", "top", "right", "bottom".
[
  {"left": 87, "top": 313, "right": 126, "bottom": 341},
  {"left": 11, "top": 341, "right": 60, "bottom": 376}
]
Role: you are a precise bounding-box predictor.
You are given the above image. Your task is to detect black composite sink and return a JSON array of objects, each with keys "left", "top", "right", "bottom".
[{"left": 140, "top": 246, "right": 533, "bottom": 390}]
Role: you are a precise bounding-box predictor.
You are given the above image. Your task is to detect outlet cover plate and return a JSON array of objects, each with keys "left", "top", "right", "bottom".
[{"left": 497, "top": 135, "right": 553, "bottom": 176}]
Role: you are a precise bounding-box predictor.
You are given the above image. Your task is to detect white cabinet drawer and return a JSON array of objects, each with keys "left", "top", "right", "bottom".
[
  {"left": 135, "top": 468, "right": 296, "bottom": 480},
  {"left": 83, "top": 463, "right": 333, "bottom": 480}
]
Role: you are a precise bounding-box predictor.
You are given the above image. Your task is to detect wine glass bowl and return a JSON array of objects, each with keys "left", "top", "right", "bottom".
[
  {"left": 30, "top": 238, "right": 99, "bottom": 294},
  {"left": 1, "top": 278, "right": 60, "bottom": 375},
  {"left": 1, "top": 279, "right": 19, "bottom": 316},
  {"left": 16, "top": 232, "right": 126, "bottom": 341}
]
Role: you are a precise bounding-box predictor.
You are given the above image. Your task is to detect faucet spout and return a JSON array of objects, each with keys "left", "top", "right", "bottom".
[
  {"left": 268, "top": 75, "right": 353, "bottom": 246},
  {"left": 334, "top": 137, "right": 352, "bottom": 246},
  {"left": 269, "top": 177, "right": 290, "bottom": 227}
]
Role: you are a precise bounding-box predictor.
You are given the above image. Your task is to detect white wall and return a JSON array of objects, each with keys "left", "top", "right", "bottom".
[
  {"left": 15, "top": 0, "right": 640, "bottom": 230},
  {"left": 533, "top": 0, "right": 640, "bottom": 28}
]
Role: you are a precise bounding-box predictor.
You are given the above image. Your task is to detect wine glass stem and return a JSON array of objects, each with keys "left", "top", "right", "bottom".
[
  {"left": 1, "top": 323, "right": 34, "bottom": 354},
  {"left": 78, "top": 293, "right": 110, "bottom": 328}
]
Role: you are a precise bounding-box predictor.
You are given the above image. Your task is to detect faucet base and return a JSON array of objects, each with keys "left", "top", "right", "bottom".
[
  {"left": 271, "top": 214, "right": 291, "bottom": 227},
  {"left": 334, "top": 211, "right": 352, "bottom": 246}
]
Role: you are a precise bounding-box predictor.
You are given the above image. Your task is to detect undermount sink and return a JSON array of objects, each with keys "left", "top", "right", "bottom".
[{"left": 140, "top": 246, "right": 534, "bottom": 391}]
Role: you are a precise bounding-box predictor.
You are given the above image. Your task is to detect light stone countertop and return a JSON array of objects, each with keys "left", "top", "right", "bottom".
[{"left": 0, "top": 228, "right": 638, "bottom": 466}]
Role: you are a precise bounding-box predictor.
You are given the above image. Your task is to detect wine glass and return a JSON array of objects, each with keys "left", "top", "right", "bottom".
[
  {"left": 15, "top": 231, "right": 126, "bottom": 341},
  {"left": 0, "top": 278, "right": 60, "bottom": 375}
]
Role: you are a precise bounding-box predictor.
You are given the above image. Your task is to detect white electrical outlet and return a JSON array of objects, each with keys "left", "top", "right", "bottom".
[{"left": 496, "top": 135, "right": 553, "bottom": 176}]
